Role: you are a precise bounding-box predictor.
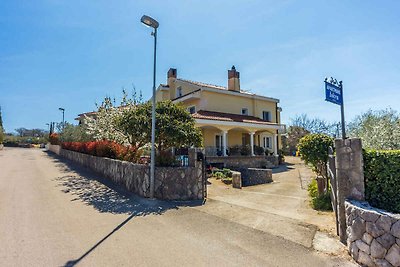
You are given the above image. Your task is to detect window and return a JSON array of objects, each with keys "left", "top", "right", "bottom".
[
  {"left": 176, "top": 87, "right": 183, "bottom": 98},
  {"left": 215, "top": 135, "right": 223, "bottom": 149},
  {"left": 262, "top": 111, "right": 271, "bottom": 122},
  {"left": 188, "top": 106, "right": 196, "bottom": 114},
  {"left": 242, "top": 133, "right": 250, "bottom": 146},
  {"left": 263, "top": 136, "right": 272, "bottom": 149},
  {"left": 241, "top": 108, "right": 248, "bottom": 115}
]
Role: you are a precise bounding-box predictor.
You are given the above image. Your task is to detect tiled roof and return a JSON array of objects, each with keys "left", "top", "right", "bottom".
[
  {"left": 177, "top": 79, "right": 228, "bottom": 91},
  {"left": 176, "top": 78, "right": 279, "bottom": 102},
  {"left": 192, "top": 110, "right": 277, "bottom": 125}
]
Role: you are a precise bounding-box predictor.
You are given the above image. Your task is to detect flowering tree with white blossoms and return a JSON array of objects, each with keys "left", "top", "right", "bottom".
[
  {"left": 348, "top": 109, "right": 400, "bottom": 150},
  {"left": 84, "top": 89, "right": 142, "bottom": 145}
]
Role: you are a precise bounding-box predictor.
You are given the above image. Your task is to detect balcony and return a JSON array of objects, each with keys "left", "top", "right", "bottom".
[{"left": 204, "top": 145, "right": 274, "bottom": 157}]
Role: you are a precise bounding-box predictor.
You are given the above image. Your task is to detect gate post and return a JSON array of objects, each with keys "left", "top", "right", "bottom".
[{"left": 335, "top": 138, "right": 365, "bottom": 243}]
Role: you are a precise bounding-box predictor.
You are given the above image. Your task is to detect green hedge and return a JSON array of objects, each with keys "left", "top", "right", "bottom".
[{"left": 363, "top": 149, "right": 400, "bottom": 213}]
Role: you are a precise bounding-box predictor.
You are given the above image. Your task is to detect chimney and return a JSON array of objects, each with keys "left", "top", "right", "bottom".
[
  {"left": 167, "top": 68, "right": 177, "bottom": 87},
  {"left": 228, "top": 65, "right": 240, "bottom": 91},
  {"left": 168, "top": 68, "right": 177, "bottom": 79}
]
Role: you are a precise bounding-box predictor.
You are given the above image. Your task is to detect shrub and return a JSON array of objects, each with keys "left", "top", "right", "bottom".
[
  {"left": 363, "top": 149, "right": 400, "bottom": 213},
  {"left": 229, "top": 145, "right": 241, "bottom": 156},
  {"left": 254, "top": 146, "right": 265, "bottom": 155},
  {"left": 221, "top": 176, "right": 233, "bottom": 185},
  {"left": 222, "top": 168, "right": 232, "bottom": 178},
  {"left": 240, "top": 145, "right": 251, "bottom": 156},
  {"left": 213, "top": 171, "right": 225, "bottom": 179},
  {"left": 156, "top": 150, "right": 179, "bottom": 167},
  {"left": 308, "top": 179, "right": 332, "bottom": 211},
  {"left": 49, "top": 133, "right": 60, "bottom": 145},
  {"left": 61, "top": 140, "right": 141, "bottom": 163},
  {"left": 298, "top": 134, "right": 334, "bottom": 178}
]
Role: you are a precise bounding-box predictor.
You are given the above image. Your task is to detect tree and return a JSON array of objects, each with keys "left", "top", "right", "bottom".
[
  {"left": 0, "top": 106, "right": 3, "bottom": 130},
  {"left": 284, "top": 126, "right": 310, "bottom": 155},
  {"left": 290, "top": 114, "right": 338, "bottom": 137},
  {"left": 84, "top": 89, "right": 142, "bottom": 145},
  {"left": 59, "top": 123, "right": 93, "bottom": 142},
  {"left": 348, "top": 109, "right": 400, "bottom": 150},
  {"left": 0, "top": 126, "right": 3, "bottom": 144},
  {"left": 297, "top": 133, "right": 334, "bottom": 179},
  {"left": 0, "top": 107, "right": 3, "bottom": 144},
  {"left": 118, "top": 100, "right": 203, "bottom": 153}
]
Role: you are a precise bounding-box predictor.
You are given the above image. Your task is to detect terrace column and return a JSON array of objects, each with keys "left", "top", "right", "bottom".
[
  {"left": 222, "top": 130, "right": 228, "bottom": 156},
  {"left": 250, "top": 132, "right": 255, "bottom": 156},
  {"left": 273, "top": 134, "right": 278, "bottom": 156}
]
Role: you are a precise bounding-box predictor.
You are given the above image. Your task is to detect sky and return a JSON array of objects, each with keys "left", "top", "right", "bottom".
[{"left": 1, "top": 0, "right": 399, "bottom": 133}]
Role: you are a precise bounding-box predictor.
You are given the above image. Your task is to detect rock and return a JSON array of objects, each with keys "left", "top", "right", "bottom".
[
  {"left": 350, "top": 241, "right": 359, "bottom": 261},
  {"left": 363, "top": 232, "right": 374, "bottom": 245},
  {"left": 376, "top": 216, "right": 393, "bottom": 232},
  {"left": 368, "top": 222, "right": 386, "bottom": 238},
  {"left": 371, "top": 239, "right": 387, "bottom": 259},
  {"left": 397, "top": 238, "right": 400, "bottom": 246},
  {"left": 358, "top": 251, "right": 375, "bottom": 267},
  {"left": 347, "top": 212, "right": 356, "bottom": 226},
  {"left": 391, "top": 221, "right": 400, "bottom": 239},
  {"left": 360, "top": 210, "right": 380, "bottom": 222},
  {"left": 375, "top": 259, "right": 394, "bottom": 267},
  {"left": 377, "top": 233, "right": 396, "bottom": 250},
  {"left": 346, "top": 206, "right": 354, "bottom": 216},
  {"left": 356, "top": 239, "right": 370, "bottom": 254},
  {"left": 349, "top": 217, "right": 366, "bottom": 241},
  {"left": 385, "top": 244, "right": 400, "bottom": 266}
]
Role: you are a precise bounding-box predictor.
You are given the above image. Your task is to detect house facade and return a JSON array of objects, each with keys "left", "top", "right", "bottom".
[{"left": 156, "top": 66, "right": 285, "bottom": 158}]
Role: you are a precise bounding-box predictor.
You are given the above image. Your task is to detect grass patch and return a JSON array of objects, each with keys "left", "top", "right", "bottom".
[{"left": 308, "top": 179, "right": 333, "bottom": 211}]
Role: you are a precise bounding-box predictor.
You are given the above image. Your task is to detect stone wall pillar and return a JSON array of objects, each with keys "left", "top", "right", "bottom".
[
  {"left": 335, "top": 138, "right": 365, "bottom": 243},
  {"left": 188, "top": 148, "right": 204, "bottom": 168}
]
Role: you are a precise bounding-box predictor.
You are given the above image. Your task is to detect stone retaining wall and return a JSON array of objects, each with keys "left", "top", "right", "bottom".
[
  {"left": 207, "top": 155, "right": 277, "bottom": 169},
  {"left": 48, "top": 145, "right": 205, "bottom": 201},
  {"left": 345, "top": 199, "right": 400, "bottom": 267},
  {"left": 238, "top": 168, "right": 273, "bottom": 187}
]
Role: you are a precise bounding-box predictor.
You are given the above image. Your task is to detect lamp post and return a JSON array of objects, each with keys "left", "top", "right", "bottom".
[
  {"left": 59, "top": 107, "right": 65, "bottom": 131},
  {"left": 141, "top": 15, "right": 159, "bottom": 198}
]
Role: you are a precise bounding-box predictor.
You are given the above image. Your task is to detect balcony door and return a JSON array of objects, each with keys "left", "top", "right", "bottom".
[{"left": 215, "top": 134, "right": 223, "bottom": 149}]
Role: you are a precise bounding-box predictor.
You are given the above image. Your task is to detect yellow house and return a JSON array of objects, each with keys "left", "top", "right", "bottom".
[{"left": 156, "top": 66, "right": 285, "bottom": 158}]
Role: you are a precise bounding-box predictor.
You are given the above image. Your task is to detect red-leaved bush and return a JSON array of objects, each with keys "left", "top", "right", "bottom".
[
  {"left": 49, "top": 133, "right": 60, "bottom": 145},
  {"left": 61, "top": 140, "right": 140, "bottom": 163}
]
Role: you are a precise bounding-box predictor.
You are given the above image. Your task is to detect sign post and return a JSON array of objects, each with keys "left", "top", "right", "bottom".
[{"left": 324, "top": 77, "right": 346, "bottom": 139}]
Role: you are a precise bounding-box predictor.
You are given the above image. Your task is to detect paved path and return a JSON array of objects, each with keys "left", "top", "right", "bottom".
[
  {"left": 0, "top": 148, "right": 356, "bottom": 266},
  {"left": 207, "top": 156, "right": 336, "bottom": 235}
]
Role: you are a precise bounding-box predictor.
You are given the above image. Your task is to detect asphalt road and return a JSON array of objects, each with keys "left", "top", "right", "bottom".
[{"left": 0, "top": 148, "right": 355, "bottom": 267}]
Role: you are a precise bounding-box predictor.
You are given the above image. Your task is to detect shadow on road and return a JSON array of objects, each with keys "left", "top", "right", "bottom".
[
  {"left": 272, "top": 162, "right": 295, "bottom": 174},
  {"left": 43, "top": 151, "right": 202, "bottom": 266}
]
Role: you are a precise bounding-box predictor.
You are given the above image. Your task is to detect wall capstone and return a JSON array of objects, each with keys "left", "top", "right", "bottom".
[{"left": 345, "top": 199, "right": 400, "bottom": 267}]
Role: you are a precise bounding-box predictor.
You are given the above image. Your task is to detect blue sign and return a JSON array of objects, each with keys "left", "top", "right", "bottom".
[{"left": 325, "top": 82, "right": 343, "bottom": 105}]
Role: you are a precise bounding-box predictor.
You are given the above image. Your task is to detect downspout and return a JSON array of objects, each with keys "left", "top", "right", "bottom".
[{"left": 275, "top": 103, "right": 279, "bottom": 153}]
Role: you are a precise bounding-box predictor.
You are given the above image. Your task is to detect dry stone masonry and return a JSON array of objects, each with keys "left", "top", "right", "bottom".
[
  {"left": 346, "top": 199, "right": 400, "bottom": 267},
  {"left": 48, "top": 145, "right": 205, "bottom": 201}
]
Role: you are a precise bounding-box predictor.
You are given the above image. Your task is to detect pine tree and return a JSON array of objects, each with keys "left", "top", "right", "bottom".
[{"left": 0, "top": 106, "right": 3, "bottom": 130}]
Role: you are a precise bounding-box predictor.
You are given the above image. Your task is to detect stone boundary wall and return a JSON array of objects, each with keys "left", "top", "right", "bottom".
[
  {"left": 345, "top": 199, "right": 400, "bottom": 267},
  {"left": 207, "top": 155, "right": 277, "bottom": 169},
  {"left": 238, "top": 168, "right": 273, "bottom": 187},
  {"left": 48, "top": 144, "right": 61, "bottom": 155},
  {"left": 48, "top": 145, "right": 204, "bottom": 201}
]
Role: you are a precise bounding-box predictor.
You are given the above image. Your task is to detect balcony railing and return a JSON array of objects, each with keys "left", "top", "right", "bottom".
[{"left": 204, "top": 146, "right": 274, "bottom": 157}]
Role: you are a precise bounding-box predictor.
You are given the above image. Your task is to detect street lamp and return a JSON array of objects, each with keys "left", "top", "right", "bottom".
[
  {"left": 59, "top": 107, "right": 65, "bottom": 131},
  {"left": 141, "top": 14, "right": 159, "bottom": 198}
]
